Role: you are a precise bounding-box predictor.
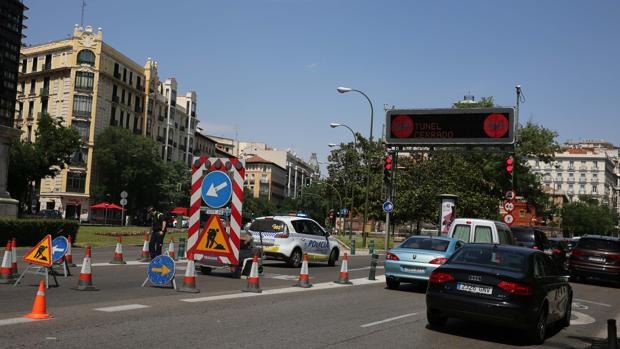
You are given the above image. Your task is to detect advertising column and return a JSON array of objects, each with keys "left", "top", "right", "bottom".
[{"left": 438, "top": 194, "right": 458, "bottom": 236}]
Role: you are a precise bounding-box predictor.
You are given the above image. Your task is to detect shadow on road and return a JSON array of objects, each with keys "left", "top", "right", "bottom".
[{"left": 570, "top": 278, "right": 620, "bottom": 289}]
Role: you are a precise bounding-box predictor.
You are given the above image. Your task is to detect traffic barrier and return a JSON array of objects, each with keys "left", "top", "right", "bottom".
[
  {"left": 65, "top": 235, "right": 76, "bottom": 267},
  {"left": 24, "top": 280, "right": 52, "bottom": 319},
  {"left": 368, "top": 253, "right": 378, "bottom": 280},
  {"left": 11, "top": 238, "right": 18, "bottom": 277},
  {"left": 178, "top": 253, "right": 199, "bottom": 293},
  {"left": 335, "top": 252, "right": 352, "bottom": 285},
  {"left": 294, "top": 253, "right": 312, "bottom": 288},
  {"left": 0, "top": 242, "right": 15, "bottom": 284},
  {"left": 241, "top": 254, "right": 262, "bottom": 293},
  {"left": 178, "top": 237, "right": 186, "bottom": 260},
  {"left": 109, "top": 236, "right": 126, "bottom": 264},
  {"left": 72, "top": 246, "right": 98, "bottom": 291},
  {"left": 138, "top": 233, "right": 150, "bottom": 261},
  {"left": 167, "top": 238, "right": 177, "bottom": 261}
]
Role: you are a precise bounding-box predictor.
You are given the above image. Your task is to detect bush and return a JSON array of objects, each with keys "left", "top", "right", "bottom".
[{"left": 0, "top": 219, "right": 79, "bottom": 247}]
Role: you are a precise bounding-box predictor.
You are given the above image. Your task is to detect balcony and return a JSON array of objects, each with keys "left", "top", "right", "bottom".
[
  {"left": 72, "top": 110, "right": 91, "bottom": 119},
  {"left": 568, "top": 166, "right": 575, "bottom": 171},
  {"left": 158, "top": 115, "right": 165, "bottom": 122},
  {"left": 39, "top": 87, "right": 49, "bottom": 97},
  {"left": 42, "top": 62, "right": 51, "bottom": 71},
  {"left": 114, "top": 71, "right": 121, "bottom": 79},
  {"left": 567, "top": 178, "right": 575, "bottom": 183},
  {"left": 75, "top": 85, "right": 93, "bottom": 93}
]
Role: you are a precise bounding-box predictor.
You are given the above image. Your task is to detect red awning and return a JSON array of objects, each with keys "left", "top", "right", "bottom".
[
  {"left": 170, "top": 207, "right": 188, "bottom": 216},
  {"left": 90, "top": 202, "right": 125, "bottom": 211}
]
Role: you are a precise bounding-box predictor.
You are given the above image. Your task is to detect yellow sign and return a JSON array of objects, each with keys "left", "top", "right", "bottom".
[
  {"left": 23, "top": 235, "right": 53, "bottom": 267},
  {"left": 195, "top": 215, "right": 233, "bottom": 256}
]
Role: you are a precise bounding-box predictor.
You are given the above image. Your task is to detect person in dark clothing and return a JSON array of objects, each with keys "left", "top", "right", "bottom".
[{"left": 148, "top": 206, "right": 167, "bottom": 259}]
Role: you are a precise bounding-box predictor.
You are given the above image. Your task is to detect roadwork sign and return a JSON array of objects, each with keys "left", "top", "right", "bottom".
[
  {"left": 51, "top": 236, "right": 68, "bottom": 263},
  {"left": 23, "top": 235, "right": 52, "bottom": 267},
  {"left": 146, "top": 255, "right": 176, "bottom": 287},
  {"left": 201, "top": 170, "right": 233, "bottom": 209},
  {"left": 195, "top": 215, "right": 233, "bottom": 257}
]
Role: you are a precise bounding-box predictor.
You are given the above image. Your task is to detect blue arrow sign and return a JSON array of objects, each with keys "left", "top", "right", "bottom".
[
  {"left": 51, "top": 236, "right": 68, "bottom": 263},
  {"left": 147, "top": 255, "right": 176, "bottom": 286},
  {"left": 383, "top": 200, "right": 394, "bottom": 213},
  {"left": 201, "top": 171, "right": 233, "bottom": 209}
]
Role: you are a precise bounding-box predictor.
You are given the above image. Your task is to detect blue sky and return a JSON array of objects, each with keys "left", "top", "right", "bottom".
[{"left": 24, "top": 0, "right": 620, "bottom": 168}]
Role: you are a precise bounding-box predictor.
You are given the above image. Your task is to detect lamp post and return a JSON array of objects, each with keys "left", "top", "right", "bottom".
[
  {"left": 337, "top": 86, "right": 374, "bottom": 247},
  {"left": 329, "top": 123, "right": 358, "bottom": 240}
]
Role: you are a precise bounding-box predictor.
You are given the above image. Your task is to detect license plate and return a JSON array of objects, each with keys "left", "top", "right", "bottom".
[
  {"left": 457, "top": 282, "right": 493, "bottom": 295},
  {"left": 588, "top": 256, "right": 605, "bottom": 262},
  {"left": 402, "top": 266, "right": 424, "bottom": 273},
  {"left": 204, "top": 256, "right": 218, "bottom": 261}
]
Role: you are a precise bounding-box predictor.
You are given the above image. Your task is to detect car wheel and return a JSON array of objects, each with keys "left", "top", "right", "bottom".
[
  {"left": 386, "top": 277, "right": 400, "bottom": 290},
  {"left": 560, "top": 295, "right": 572, "bottom": 328},
  {"left": 200, "top": 266, "right": 212, "bottom": 275},
  {"left": 328, "top": 249, "right": 338, "bottom": 266},
  {"left": 288, "top": 248, "right": 302, "bottom": 268},
  {"left": 528, "top": 306, "right": 548, "bottom": 345},
  {"left": 426, "top": 309, "right": 447, "bottom": 328}
]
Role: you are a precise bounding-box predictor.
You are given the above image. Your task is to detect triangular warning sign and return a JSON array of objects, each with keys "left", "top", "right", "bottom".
[
  {"left": 194, "top": 215, "right": 234, "bottom": 257},
  {"left": 23, "top": 234, "right": 52, "bottom": 267}
]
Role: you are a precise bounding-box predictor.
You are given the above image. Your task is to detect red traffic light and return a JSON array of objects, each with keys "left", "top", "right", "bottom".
[
  {"left": 505, "top": 156, "right": 513, "bottom": 173},
  {"left": 506, "top": 165, "right": 513, "bottom": 172},
  {"left": 384, "top": 156, "right": 393, "bottom": 170},
  {"left": 506, "top": 157, "right": 513, "bottom": 165}
]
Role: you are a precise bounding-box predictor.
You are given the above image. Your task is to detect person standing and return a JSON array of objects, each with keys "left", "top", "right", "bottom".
[{"left": 148, "top": 207, "right": 167, "bottom": 259}]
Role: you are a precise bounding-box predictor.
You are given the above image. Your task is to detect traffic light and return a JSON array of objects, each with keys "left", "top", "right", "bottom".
[
  {"left": 505, "top": 156, "right": 514, "bottom": 174},
  {"left": 383, "top": 155, "right": 393, "bottom": 183}
]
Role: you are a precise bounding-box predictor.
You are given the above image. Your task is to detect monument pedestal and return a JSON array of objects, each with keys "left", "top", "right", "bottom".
[{"left": 0, "top": 126, "right": 21, "bottom": 217}]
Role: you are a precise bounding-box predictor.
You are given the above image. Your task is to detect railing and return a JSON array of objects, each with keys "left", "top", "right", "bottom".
[
  {"left": 43, "top": 63, "right": 51, "bottom": 71},
  {"left": 39, "top": 87, "right": 49, "bottom": 97},
  {"left": 75, "top": 85, "right": 93, "bottom": 92},
  {"left": 72, "top": 110, "right": 91, "bottom": 118}
]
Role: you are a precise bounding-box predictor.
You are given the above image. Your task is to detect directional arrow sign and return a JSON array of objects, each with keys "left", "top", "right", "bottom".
[
  {"left": 201, "top": 170, "right": 233, "bottom": 209},
  {"left": 51, "top": 236, "right": 68, "bottom": 263},
  {"left": 151, "top": 265, "right": 171, "bottom": 276},
  {"left": 147, "top": 255, "right": 175, "bottom": 286}
]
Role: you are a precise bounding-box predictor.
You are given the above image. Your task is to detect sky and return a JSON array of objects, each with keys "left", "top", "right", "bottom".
[{"left": 23, "top": 0, "right": 620, "bottom": 171}]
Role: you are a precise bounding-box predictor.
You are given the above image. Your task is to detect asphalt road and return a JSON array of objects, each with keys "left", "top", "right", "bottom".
[{"left": 1, "top": 246, "right": 619, "bottom": 348}]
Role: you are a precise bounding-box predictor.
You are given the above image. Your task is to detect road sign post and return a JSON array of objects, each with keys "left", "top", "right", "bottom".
[
  {"left": 383, "top": 200, "right": 394, "bottom": 251},
  {"left": 120, "top": 197, "right": 128, "bottom": 226}
]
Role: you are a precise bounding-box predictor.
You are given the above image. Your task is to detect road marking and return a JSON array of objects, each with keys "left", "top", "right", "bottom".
[
  {"left": 263, "top": 272, "right": 298, "bottom": 281},
  {"left": 361, "top": 312, "right": 421, "bottom": 328},
  {"left": 79, "top": 260, "right": 188, "bottom": 267},
  {"left": 180, "top": 275, "right": 386, "bottom": 303},
  {"left": 571, "top": 311, "right": 596, "bottom": 325},
  {"left": 0, "top": 318, "right": 37, "bottom": 326},
  {"left": 348, "top": 266, "right": 385, "bottom": 272},
  {"left": 574, "top": 298, "right": 612, "bottom": 307},
  {"left": 595, "top": 313, "right": 620, "bottom": 338},
  {"left": 94, "top": 304, "right": 150, "bottom": 312}
]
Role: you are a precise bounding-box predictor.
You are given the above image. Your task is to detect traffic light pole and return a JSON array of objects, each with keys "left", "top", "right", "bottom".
[{"left": 384, "top": 150, "right": 396, "bottom": 251}]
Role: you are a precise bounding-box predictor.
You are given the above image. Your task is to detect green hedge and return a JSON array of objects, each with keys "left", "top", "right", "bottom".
[{"left": 0, "top": 219, "right": 79, "bottom": 247}]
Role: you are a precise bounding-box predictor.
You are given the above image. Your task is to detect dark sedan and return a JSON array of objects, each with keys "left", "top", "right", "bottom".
[{"left": 426, "top": 244, "right": 572, "bottom": 345}]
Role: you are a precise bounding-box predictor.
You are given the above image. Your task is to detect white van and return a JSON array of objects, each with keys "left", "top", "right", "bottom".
[{"left": 447, "top": 218, "right": 515, "bottom": 245}]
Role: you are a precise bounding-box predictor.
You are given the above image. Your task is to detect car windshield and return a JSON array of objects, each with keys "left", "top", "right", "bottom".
[
  {"left": 248, "top": 219, "right": 287, "bottom": 233},
  {"left": 511, "top": 228, "right": 535, "bottom": 247},
  {"left": 577, "top": 238, "right": 620, "bottom": 252},
  {"left": 400, "top": 238, "right": 449, "bottom": 252},
  {"left": 450, "top": 248, "right": 527, "bottom": 273}
]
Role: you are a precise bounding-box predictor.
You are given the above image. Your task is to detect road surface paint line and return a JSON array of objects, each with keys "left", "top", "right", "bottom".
[
  {"left": 94, "top": 304, "right": 150, "bottom": 312},
  {"left": 80, "top": 260, "right": 188, "bottom": 267},
  {"left": 180, "top": 276, "right": 385, "bottom": 303},
  {"left": 0, "top": 317, "right": 36, "bottom": 326},
  {"left": 263, "top": 272, "right": 299, "bottom": 281},
  {"left": 348, "top": 266, "right": 384, "bottom": 272},
  {"left": 574, "top": 298, "right": 612, "bottom": 307},
  {"left": 570, "top": 311, "right": 596, "bottom": 325},
  {"left": 361, "top": 312, "right": 421, "bottom": 328}
]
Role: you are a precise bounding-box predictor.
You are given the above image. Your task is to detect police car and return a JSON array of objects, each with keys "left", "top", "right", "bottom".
[{"left": 247, "top": 215, "right": 340, "bottom": 268}]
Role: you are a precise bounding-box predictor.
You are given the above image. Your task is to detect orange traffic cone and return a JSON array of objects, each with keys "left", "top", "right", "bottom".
[
  {"left": 294, "top": 253, "right": 312, "bottom": 288},
  {"left": 109, "top": 236, "right": 126, "bottom": 264},
  {"left": 138, "top": 233, "right": 150, "bottom": 261},
  {"left": 166, "top": 237, "right": 177, "bottom": 261},
  {"left": 65, "top": 235, "right": 76, "bottom": 267},
  {"left": 24, "top": 280, "right": 52, "bottom": 319},
  {"left": 0, "top": 242, "right": 15, "bottom": 284},
  {"left": 11, "top": 238, "right": 18, "bottom": 277},
  {"left": 72, "top": 246, "right": 98, "bottom": 291},
  {"left": 335, "top": 252, "right": 352, "bottom": 285},
  {"left": 178, "top": 253, "right": 199, "bottom": 293},
  {"left": 241, "top": 254, "right": 262, "bottom": 293}
]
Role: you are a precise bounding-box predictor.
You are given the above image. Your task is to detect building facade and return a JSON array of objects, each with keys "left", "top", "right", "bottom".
[
  {"left": 14, "top": 25, "right": 197, "bottom": 219},
  {"left": 0, "top": 0, "right": 27, "bottom": 128},
  {"left": 244, "top": 155, "right": 287, "bottom": 204}
]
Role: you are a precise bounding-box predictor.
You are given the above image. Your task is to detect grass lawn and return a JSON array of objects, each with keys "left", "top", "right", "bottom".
[
  {"left": 334, "top": 235, "right": 397, "bottom": 250},
  {"left": 76, "top": 225, "right": 189, "bottom": 248}
]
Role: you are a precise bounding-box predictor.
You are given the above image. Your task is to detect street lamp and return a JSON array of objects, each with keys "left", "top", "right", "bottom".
[
  {"left": 337, "top": 86, "right": 374, "bottom": 247},
  {"left": 329, "top": 122, "right": 358, "bottom": 240}
]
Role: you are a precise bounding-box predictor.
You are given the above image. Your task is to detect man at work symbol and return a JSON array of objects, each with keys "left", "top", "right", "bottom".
[
  {"left": 206, "top": 228, "right": 225, "bottom": 250},
  {"left": 33, "top": 245, "right": 48, "bottom": 261}
]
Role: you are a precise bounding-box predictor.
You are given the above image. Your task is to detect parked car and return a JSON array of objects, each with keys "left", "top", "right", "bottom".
[
  {"left": 385, "top": 236, "right": 464, "bottom": 289},
  {"left": 568, "top": 235, "right": 620, "bottom": 282},
  {"left": 447, "top": 218, "right": 514, "bottom": 245},
  {"left": 512, "top": 226, "right": 566, "bottom": 271},
  {"left": 37, "top": 209, "right": 63, "bottom": 219},
  {"left": 426, "top": 244, "right": 572, "bottom": 344}
]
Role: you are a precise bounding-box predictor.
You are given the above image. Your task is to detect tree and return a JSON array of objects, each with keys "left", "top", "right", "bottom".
[
  {"left": 562, "top": 200, "right": 616, "bottom": 236},
  {"left": 7, "top": 113, "right": 81, "bottom": 211}
]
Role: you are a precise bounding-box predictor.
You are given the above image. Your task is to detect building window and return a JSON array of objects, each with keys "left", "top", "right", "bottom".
[
  {"left": 66, "top": 172, "right": 86, "bottom": 193},
  {"left": 75, "top": 71, "right": 94, "bottom": 91},
  {"left": 29, "top": 79, "right": 35, "bottom": 94},
  {"left": 70, "top": 149, "right": 88, "bottom": 167},
  {"left": 21, "top": 58, "right": 27, "bottom": 73},
  {"left": 114, "top": 63, "right": 120, "bottom": 78},
  {"left": 123, "top": 68, "right": 127, "bottom": 82},
  {"left": 72, "top": 95, "right": 92, "bottom": 117},
  {"left": 72, "top": 121, "right": 90, "bottom": 142},
  {"left": 592, "top": 173, "right": 598, "bottom": 182},
  {"left": 136, "top": 76, "right": 142, "bottom": 90},
  {"left": 129, "top": 72, "right": 133, "bottom": 85},
  {"left": 120, "top": 111, "right": 124, "bottom": 126},
  {"left": 569, "top": 161, "right": 574, "bottom": 169},
  {"left": 127, "top": 92, "right": 132, "bottom": 107},
  {"left": 593, "top": 161, "right": 598, "bottom": 169},
  {"left": 121, "top": 89, "right": 125, "bottom": 104},
  {"left": 77, "top": 50, "right": 96, "bottom": 66},
  {"left": 32, "top": 57, "right": 38, "bottom": 72},
  {"left": 28, "top": 101, "right": 34, "bottom": 118},
  {"left": 592, "top": 185, "right": 598, "bottom": 194}
]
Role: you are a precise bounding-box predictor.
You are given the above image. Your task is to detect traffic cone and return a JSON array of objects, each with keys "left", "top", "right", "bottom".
[
  {"left": 294, "top": 253, "right": 312, "bottom": 288},
  {"left": 72, "top": 246, "right": 98, "bottom": 291},
  {"left": 11, "top": 238, "right": 18, "bottom": 277},
  {"left": 0, "top": 242, "right": 15, "bottom": 284},
  {"left": 109, "top": 236, "right": 126, "bottom": 264},
  {"left": 178, "top": 253, "right": 199, "bottom": 293},
  {"left": 335, "top": 253, "right": 352, "bottom": 285},
  {"left": 241, "top": 254, "right": 262, "bottom": 293},
  {"left": 138, "top": 233, "right": 150, "bottom": 261},
  {"left": 65, "top": 235, "right": 76, "bottom": 267},
  {"left": 24, "top": 280, "right": 52, "bottom": 319},
  {"left": 167, "top": 237, "right": 177, "bottom": 261}
]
